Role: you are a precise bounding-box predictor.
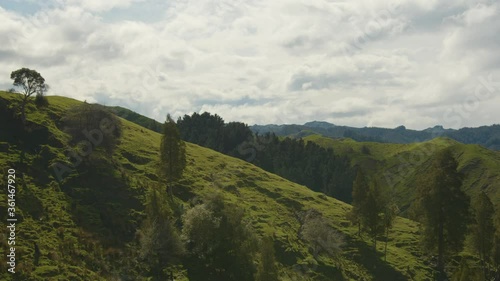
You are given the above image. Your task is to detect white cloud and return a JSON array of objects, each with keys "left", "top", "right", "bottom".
[{"left": 0, "top": 0, "right": 499, "bottom": 129}]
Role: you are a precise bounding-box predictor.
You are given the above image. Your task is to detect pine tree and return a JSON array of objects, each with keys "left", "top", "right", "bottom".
[
  {"left": 413, "top": 148, "right": 470, "bottom": 280},
  {"left": 383, "top": 202, "right": 399, "bottom": 261},
  {"left": 471, "top": 191, "right": 494, "bottom": 277},
  {"left": 350, "top": 169, "right": 369, "bottom": 236},
  {"left": 492, "top": 205, "right": 500, "bottom": 273},
  {"left": 159, "top": 114, "right": 186, "bottom": 196},
  {"left": 350, "top": 170, "right": 387, "bottom": 250},
  {"left": 361, "top": 181, "right": 386, "bottom": 250},
  {"left": 139, "top": 185, "right": 184, "bottom": 279}
]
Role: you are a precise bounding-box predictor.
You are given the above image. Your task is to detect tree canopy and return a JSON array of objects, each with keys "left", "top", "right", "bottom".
[
  {"left": 159, "top": 115, "right": 187, "bottom": 195},
  {"left": 413, "top": 148, "right": 470, "bottom": 280},
  {"left": 10, "top": 68, "right": 48, "bottom": 99},
  {"left": 181, "top": 193, "right": 257, "bottom": 281},
  {"left": 10, "top": 67, "right": 49, "bottom": 122},
  {"left": 471, "top": 191, "right": 495, "bottom": 278},
  {"left": 61, "top": 103, "right": 122, "bottom": 155},
  {"left": 139, "top": 184, "right": 184, "bottom": 279}
]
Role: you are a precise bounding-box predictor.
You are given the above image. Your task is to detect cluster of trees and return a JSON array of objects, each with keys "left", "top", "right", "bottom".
[
  {"left": 350, "top": 169, "right": 397, "bottom": 260},
  {"left": 138, "top": 184, "right": 184, "bottom": 279},
  {"left": 177, "top": 112, "right": 354, "bottom": 203},
  {"left": 13, "top": 69, "right": 500, "bottom": 279},
  {"left": 445, "top": 126, "right": 500, "bottom": 150},
  {"left": 140, "top": 117, "right": 281, "bottom": 280},
  {"left": 177, "top": 112, "right": 253, "bottom": 157},
  {"left": 181, "top": 193, "right": 259, "bottom": 281},
  {"left": 61, "top": 103, "right": 123, "bottom": 155},
  {"left": 251, "top": 134, "right": 355, "bottom": 203},
  {"left": 139, "top": 184, "right": 280, "bottom": 281},
  {"left": 351, "top": 147, "right": 500, "bottom": 280},
  {"left": 146, "top": 117, "right": 348, "bottom": 280},
  {"left": 412, "top": 148, "right": 471, "bottom": 280}
]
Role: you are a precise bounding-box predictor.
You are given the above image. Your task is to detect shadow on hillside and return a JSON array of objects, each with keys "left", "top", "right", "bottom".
[
  {"left": 346, "top": 239, "right": 408, "bottom": 281},
  {"left": 61, "top": 156, "right": 142, "bottom": 246}
]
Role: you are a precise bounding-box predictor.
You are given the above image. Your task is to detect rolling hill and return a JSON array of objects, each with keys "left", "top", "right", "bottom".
[
  {"left": 0, "top": 91, "right": 437, "bottom": 280},
  {"left": 305, "top": 135, "right": 500, "bottom": 213}
]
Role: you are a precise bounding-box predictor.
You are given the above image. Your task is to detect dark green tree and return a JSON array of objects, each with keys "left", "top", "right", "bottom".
[
  {"left": 181, "top": 193, "right": 257, "bottom": 281},
  {"left": 221, "top": 121, "right": 253, "bottom": 157},
  {"left": 177, "top": 112, "right": 253, "bottom": 157},
  {"left": 350, "top": 169, "right": 370, "bottom": 237},
  {"left": 350, "top": 170, "right": 389, "bottom": 250},
  {"left": 382, "top": 202, "right": 399, "bottom": 261},
  {"left": 413, "top": 148, "right": 470, "bottom": 280},
  {"left": 10, "top": 68, "right": 48, "bottom": 123},
  {"left": 471, "top": 191, "right": 494, "bottom": 277},
  {"left": 139, "top": 185, "right": 184, "bottom": 279},
  {"left": 177, "top": 112, "right": 224, "bottom": 150},
  {"left": 361, "top": 181, "right": 387, "bottom": 250},
  {"left": 159, "top": 115, "right": 186, "bottom": 197},
  {"left": 491, "top": 205, "right": 500, "bottom": 272},
  {"left": 61, "top": 103, "right": 122, "bottom": 155}
]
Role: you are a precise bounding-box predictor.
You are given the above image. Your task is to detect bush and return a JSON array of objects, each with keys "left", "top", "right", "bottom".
[
  {"left": 182, "top": 193, "right": 258, "bottom": 281},
  {"left": 361, "top": 145, "right": 371, "bottom": 155},
  {"left": 61, "top": 103, "right": 122, "bottom": 154},
  {"left": 34, "top": 93, "right": 49, "bottom": 108},
  {"left": 299, "top": 209, "right": 345, "bottom": 258}
]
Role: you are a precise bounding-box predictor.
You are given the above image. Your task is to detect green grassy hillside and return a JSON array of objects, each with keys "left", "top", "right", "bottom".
[
  {"left": 305, "top": 135, "right": 500, "bottom": 211},
  {"left": 0, "top": 91, "right": 437, "bottom": 280}
]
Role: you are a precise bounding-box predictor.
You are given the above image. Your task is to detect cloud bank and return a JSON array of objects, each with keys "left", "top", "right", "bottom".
[{"left": 0, "top": 0, "right": 499, "bottom": 129}]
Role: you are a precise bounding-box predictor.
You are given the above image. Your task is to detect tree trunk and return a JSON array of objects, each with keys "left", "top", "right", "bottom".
[
  {"left": 437, "top": 213, "right": 445, "bottom": 281},
  {"left": 166, "top": 182, "right": 173, "bottom": 199},
  {"left": 384, "top": 225, "right": 389, "bottom": 261},
  {"left": 20, "top": 98, "right": 27, "bottom": 125}
]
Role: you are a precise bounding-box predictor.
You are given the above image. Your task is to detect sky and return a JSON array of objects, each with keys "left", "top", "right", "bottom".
[{"left": 0, "top": 0, "right": 499, "bottom": 130}]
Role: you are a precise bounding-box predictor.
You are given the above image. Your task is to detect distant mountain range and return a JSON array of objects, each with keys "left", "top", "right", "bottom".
[
  {"left": 106, "top": 106, "right": 500, "bottom": 151},
  {"left": 250, "top": 121, "right": 500, "bottom": 150}
]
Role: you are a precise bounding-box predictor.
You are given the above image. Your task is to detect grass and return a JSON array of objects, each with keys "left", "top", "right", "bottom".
[
  {"left": 304, "top": 134, "right": 500, "bottom": 210},
  {"left": 0, "top": 91, "right": 442, "bottom": 280}
]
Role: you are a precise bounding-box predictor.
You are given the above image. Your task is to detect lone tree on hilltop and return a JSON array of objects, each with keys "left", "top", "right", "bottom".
[
  {"left": 159, "top": 114, "right": 186, "bottom": 197},
  {"left": 10, "top": 68, "right": 49, "bottom": 123}
]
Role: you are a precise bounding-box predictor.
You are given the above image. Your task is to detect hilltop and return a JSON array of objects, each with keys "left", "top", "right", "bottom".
[
  {"left": 305, "top": 134, "right": 500, "bottom": 212},
  {"left": 0, "top": 91, "right": 435, "bottom": 280}
]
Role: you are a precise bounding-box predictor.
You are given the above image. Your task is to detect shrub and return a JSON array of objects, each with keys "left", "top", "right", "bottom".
[
  {"left": 34, "top": 93, "right": 49, "bottom": 108},
  {"left": 61, "top": 103, "right": 122, "bottom": 155}
]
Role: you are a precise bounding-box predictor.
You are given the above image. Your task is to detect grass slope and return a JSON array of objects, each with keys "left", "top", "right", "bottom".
[
  {"left": 0, "top": 92, "right": 432, "bottom": 280},
  {"left": 305, "top": 134, "right": 500, "bottom": 211}
]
